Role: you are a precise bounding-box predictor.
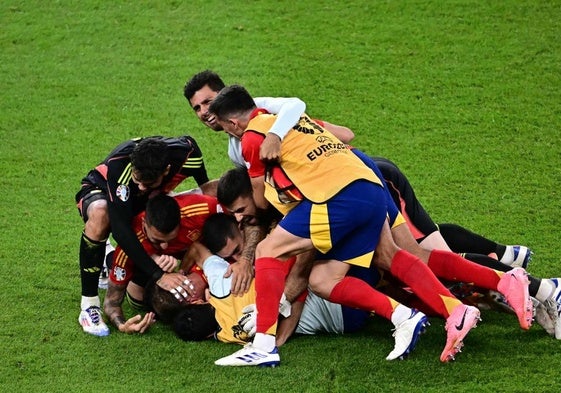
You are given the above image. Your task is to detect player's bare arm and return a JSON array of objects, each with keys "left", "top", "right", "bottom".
[
  {"left": 178, "top": 241, "right": 211, "bottom": 273},
  {"left": 321, "top": 121, "right": 354, "bottom": 143},
  {"left": 199, "top": 179, "right": 218, "bottom": 197},
  {"left": 275, "top": 300, "right": 305, "bottom": 347},
  {"left": 249, "top": 175, "right": 269, "bottom": 211},
  {"left": 228, "top": 224, "right": 265, "bottom": 296},
  {"left": 259, "top": 133, "right": 282, "bottom": 162}
]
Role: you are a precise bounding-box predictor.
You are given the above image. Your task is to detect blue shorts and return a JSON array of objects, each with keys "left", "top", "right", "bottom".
[
  {"left": 279, "top": 179, "right": 387, "bottom": 268},
  {"left": 352, "top": 149, "right": 405, "bottom": 228}
]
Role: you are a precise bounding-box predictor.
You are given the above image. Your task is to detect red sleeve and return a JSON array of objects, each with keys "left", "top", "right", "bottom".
[
  {"left": 109, "top": 246, "right": 134, "bottom": 285},
  {"left": 241, "top": 131, "right": 267, "bottom": 178}
]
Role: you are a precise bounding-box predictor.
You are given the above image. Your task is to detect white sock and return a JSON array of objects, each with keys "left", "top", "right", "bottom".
[
  {"left": 105, "top": 239, "right": 115, "bottom": 255},
  {"left": 500, "top": 246, "right": 515, "bottom": 264},
  {"left": 81, "top": 296, "right": 100, "bottom": 311},
  {"left": 253, "top": 333, "right": 276, "bottom": 352},
  {"left": 534, "top": 279, "right": 556, "bottom": 303},
  {"left": 391, "top": 304, "right": 413, "bottom": 326}
]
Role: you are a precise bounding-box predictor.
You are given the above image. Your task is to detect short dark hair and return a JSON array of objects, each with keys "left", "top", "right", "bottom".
[
  {"left": 144, "top": 279, "right": 184, "bottom": 324},
  {"left": 130, "top": 137, "right": 169, "bottom": 183},
  {"left": 145, "top": 194, "right": 181, "bottom": 234},
  {"left": 217, "top": 166, "right": 253, "bottom": 208},
  {"left": 201, "top": 213, "right": 239, "bottom": 254},
  {"left": 173, "top": 303, "right": 218, "bottom": 341},
  {"left": 183, "top": 70, "right": 226, "bottom": 102},
  {"left": 208, "top": 84, "right": 256, "bottom": 122}
]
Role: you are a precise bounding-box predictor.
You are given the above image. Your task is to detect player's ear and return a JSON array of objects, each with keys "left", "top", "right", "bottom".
[
  {"left": 224, "top": 122, "right": 242, "bottom": 139},
  {"left": 163, "top": 164, "right": 171, "bottom": 176}
]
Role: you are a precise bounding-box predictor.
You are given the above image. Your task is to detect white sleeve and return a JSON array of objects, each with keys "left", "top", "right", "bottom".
[
  {"left": 253, "top": 97, "right": 306, "bottom": 140},
  {"left": 202, "top": 255, "right": 232, "bottom": 297},
  {"left": 227, "top": 136, "right": 247, "bottom": 167}
]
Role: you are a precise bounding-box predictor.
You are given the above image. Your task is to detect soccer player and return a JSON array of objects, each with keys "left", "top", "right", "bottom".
[
  {"left": 152, "top": 214, "right": 414, "bottom": 359},
  {"left": 185, "top": 70, "right": 328, "bottom": 297},
  {"left": 102, "top": 192, "right": 223, "bottom": 334},
  {"left": 184, "top": 70, "right": 355, "bottom": 167},
  {"left": 184, "top": 70, "right": 532, "bottom": 269},
  {"left": 186, "top": 71, "right": 543, "bottom": 329},
  {"left": 208, "top": 85, "right": 532, "bottom": 366},
  {"left": 352, "top": 150, "right": 559, "bottom": 336},
  {"left": 171, "top": 254, "right": 380, "bottom": 347},
  {"left": 371, "top": 157, "right": 532, "bottom": 267},
  {"left": 75, "top": 136, "right": 215, "bottom": 336},
  {"left": 185, "top": 72, "right": 559, "bottom": 337},
  {"left": 172, "top": 214, "right": 561, "bottom": 347}
]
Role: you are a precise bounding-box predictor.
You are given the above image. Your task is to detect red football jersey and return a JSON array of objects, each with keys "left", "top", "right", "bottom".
[{"left": 110, "top": 193, "right": 223, "bottom": 285}]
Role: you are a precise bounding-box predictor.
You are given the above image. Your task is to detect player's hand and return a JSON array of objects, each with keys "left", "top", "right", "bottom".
[
  {"left": 157, "top": 272, "right": 196, "bottom": 302},
  {"left": 153, "top": 254, "right": 179, "bottom": 273},
  {"left": 119, "top": 312, "right": 156, "bottom": 334},
  {"left": 237, "top": 304, "right": 256, "bottom": 338},
  {"left": 259, "top": 133, "right": 282, "bottom": 162},
  {"left": 224, "top": 257, "right": 254, "bottom": 296}
]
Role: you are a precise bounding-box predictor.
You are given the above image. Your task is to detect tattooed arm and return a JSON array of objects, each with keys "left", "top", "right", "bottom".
[{"left": 228, "top": 223, "right": 267, "bottom": 296}]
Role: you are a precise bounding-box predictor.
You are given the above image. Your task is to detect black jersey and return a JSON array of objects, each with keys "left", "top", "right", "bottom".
[{"left": 77, "top": 135, "right": 210, "bottom": 280}]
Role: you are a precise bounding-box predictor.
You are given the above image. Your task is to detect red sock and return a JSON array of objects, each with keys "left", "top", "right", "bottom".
[
  {"left": 428, "top": 249, "right": 501, "bottom": 290},
  {"left": 390, "top": 249, "right": 459, "bottom": 318},
  {"left": 328, "top": 276, "right": 396, "bottom": 320},
  {"left": 254, "top": 257, "right": 289, "bottom": 335}
]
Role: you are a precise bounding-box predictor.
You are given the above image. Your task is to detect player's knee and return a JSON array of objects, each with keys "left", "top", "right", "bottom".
[
  {"left": 308, "top": 270, "right": 331, "bottom": 299},
  {"left": 255, "top": 238, "right": 276, "bottom": 259},
  {"left": 372, "top": 253, "right": 392, "bottom": 270},
  {"left": 84, "top": 201, "right": 110, "bottom": 240}
]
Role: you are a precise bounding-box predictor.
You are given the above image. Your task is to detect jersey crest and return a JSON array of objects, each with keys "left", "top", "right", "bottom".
[
  {"left": 116, "top": 184, "right": 130, "bottom": 201},
  {"left": 114, "top": 266, "right": 126, "bottom": 281}
]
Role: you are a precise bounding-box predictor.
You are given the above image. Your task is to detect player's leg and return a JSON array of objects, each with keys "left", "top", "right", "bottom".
[
  {"left": 373, "top": 157, "right": 448, "bottom": 247},
  {"left": 305, "top": 182, "right": 429, "bottom": 361},
  {"left": 76, "top": 187, "right": 111, "bottom": 336},
  {"left": 389, "top": 220, "right": 533, "bottom": 330},
  {"left": 371, "top": 220, "right": 483, "bottom": 362},
  {"left": 346, "top": 154, "right": 480, "bottom": 358},
  {"left": 98, "top": 238, "right": 115, "bottom": 290},
  {"left": 373, "top": 156, "right": 533, "bottom": 267},
  {"left": 365, "top": 162, "right": 472, "bottom": 327},
  {"left": 456, "top": 251, "right": 559, "bottom": 337},
  {"left": 374, "top": 166, "right": 533, "bottom": 333},
  {"left": 310, "top": 257, "right": 428, "bottom": 360},
  {"left": 438, "top": 223, "right": 533, "bottom": 268},
  {"left": 368, "top": 154, "right": 533, "bottom": 337},
  {"left": 424, "top": 249, "right": 533, "bottom": 330}
]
